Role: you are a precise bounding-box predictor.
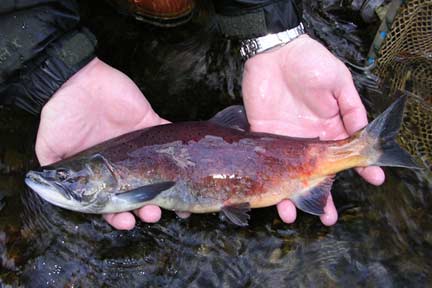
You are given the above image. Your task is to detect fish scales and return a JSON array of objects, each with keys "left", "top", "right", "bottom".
[
  {"left": 25, "top": 97, "right": 419, "bottom": 224},
  {"left": 96, "top": 122, "right": 322, "bottom": 212}
]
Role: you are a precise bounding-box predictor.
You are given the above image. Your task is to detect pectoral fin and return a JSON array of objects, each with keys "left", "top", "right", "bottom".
[
  {"left": 220, "top": 202, "right": 251, "bottom": 226},
  {"left": 292, "top": 176, "right": 334, "bottom": 215},
  {"left": 114, "top": 181, "right": 176, "bottom": 203}
]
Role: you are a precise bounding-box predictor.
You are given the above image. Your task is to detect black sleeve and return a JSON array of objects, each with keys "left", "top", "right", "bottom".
[
  {"left": 213, "top": 0, "right": 302, "bottom": 39},
  {"left": 0, "top": 0, "right": 97, "bottom": 114}
]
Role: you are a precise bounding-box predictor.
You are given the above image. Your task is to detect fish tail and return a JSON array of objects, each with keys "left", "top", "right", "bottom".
[{"left": 361, "top": 94, "right": 418, "bottom": 169}]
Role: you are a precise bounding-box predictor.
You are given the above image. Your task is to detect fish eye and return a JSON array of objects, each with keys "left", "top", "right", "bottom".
[{"left": 56, "top": 168, "right": 69, "bottom": 181}]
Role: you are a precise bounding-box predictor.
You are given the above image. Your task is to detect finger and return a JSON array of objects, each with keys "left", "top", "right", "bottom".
[
  {"left": 355, "top": 166, "right": 385, "bottom": 186},
  {"left": 276, "top": 200, "right": 297, "bottom": 224},
  {"left": 103, "top": 212, "right": 136, "bottom": 230},
  {"left": 176, "top": 211, "right": 191, "bottom": 219},
  {"left": 135, "top": 205, "right": 162, "bottom": 223},
  {"left": 319, "top": 194, "right": 338, "bottom": 226},
  {"left": 335, "top": 77, "right": 368, "bottom": 135},
  {"left": 336, "top": 75, "right": 387, "bottom": 185}
]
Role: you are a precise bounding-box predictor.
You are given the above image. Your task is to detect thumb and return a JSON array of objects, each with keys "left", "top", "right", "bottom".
[
  {"left": 335, "top": 81, "right": 385, "bottom": 186},
  {"left": 335, "top": 80, "right": 368, "bottom": 135}
]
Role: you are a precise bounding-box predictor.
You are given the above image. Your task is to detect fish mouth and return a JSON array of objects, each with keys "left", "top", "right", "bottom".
[{"left": 25, "top": 171, "right": 74, "bottom": 206}]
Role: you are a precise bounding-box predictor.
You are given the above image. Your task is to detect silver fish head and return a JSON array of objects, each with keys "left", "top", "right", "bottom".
[{"left": 25, "top": 154, "right": 118, "bottom": 212}]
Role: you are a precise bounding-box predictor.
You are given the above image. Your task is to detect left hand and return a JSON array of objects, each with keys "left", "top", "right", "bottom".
[
  {"left": 36, "top": 58, "right": 169, "bottom": 230},
  {"left": 242, "top": 34, "right": 385, "bottom": 226}
]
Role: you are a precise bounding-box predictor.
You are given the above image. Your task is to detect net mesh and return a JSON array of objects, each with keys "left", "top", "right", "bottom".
[{"left": 373, "top": 0, "right": 432, "bottom": 170}]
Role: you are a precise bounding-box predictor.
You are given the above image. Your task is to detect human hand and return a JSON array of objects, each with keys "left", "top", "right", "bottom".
[
  {"left": 242, "top": 35, "right": 385, "bottom": 226},
  {"left": 36, "top": 57, "right": 168, "bottom": 230}
]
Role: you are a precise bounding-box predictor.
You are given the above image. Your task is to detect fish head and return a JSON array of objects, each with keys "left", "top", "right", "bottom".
[{"left": 25, "top": 154, "right": 118, "bottom": 212}]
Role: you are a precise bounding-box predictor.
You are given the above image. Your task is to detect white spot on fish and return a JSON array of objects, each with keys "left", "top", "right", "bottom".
[
  {"left": 254, "top": 146, "right": 266, "bottom": 153},
  {"left": 211, "top": 173, "right": 240, "bottom": 180}
]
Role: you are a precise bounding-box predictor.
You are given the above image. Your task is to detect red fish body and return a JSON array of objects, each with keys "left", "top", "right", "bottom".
[
  {"left": 25, "top": 97, "right": 418, "bottom": 225},
  {"left": 97, "top": 121, "right": 322, "bottom": 211}
]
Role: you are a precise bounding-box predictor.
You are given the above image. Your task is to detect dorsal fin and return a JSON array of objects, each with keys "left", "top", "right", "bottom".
[
  {"left": 291, "top": 176, "right": 334, "bottom": 215},
  {"left": 209, "top": 105, "right": 250, "bottom": 132}
]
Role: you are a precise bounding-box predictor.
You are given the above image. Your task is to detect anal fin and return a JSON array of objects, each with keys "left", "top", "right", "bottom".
[
  {"left": 114, "top": 181, "right": 176, "bottom": 203},
  {"left": 220, "top": 202, "right": 251, "bottom": 226},
  {"left": 292, "top": 176, "right": 334, "bottom": 215}
]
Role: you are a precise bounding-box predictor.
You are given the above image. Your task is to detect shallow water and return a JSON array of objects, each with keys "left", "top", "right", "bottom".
[{"left": 1, "top": 1, "right": 432, "bottom": 287}]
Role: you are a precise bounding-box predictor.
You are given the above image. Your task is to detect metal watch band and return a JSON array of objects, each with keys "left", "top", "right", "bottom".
[{"left": 240, "top": 23, "right": 305, "bottom": 60}]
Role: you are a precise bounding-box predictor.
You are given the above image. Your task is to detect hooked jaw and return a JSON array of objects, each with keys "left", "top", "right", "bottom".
[
  {"left": 25, "top": 170, "right": 79, "bottom": 210},
  {"left": 25, "top": 169, "right": 176, "bottom": 214}
]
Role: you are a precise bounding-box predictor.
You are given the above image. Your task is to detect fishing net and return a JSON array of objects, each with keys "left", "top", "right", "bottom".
[{"left": 369, "top": 0, "right": 432, "bottom": 171}]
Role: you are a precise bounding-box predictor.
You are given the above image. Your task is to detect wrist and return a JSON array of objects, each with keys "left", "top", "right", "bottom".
[
  {"left": 240, "top": 23, "right": 306, "bottom": 60},
  {"left": 244, "top": 34, "right": 314, "bottom": 65},
  {"left": 57, "top": 57, "right": 103, "bottom": 93}
]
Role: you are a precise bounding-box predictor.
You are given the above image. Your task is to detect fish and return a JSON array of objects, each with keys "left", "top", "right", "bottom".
[{"left": 25, "top": 95, "right": 418, "bottom": 226}]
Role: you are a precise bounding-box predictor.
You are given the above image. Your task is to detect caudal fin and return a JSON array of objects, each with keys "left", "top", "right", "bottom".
[{"left": 364, "top": 94, "right": 419, "bottom": 169}]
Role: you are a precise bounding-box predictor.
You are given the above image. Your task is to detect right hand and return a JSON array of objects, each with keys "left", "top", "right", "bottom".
[
  {"left": 36, "top": 57, "right": 168, "bottom": 230},
  {"left": 242, "top": 35, "right": 385, "bottom": 225}
]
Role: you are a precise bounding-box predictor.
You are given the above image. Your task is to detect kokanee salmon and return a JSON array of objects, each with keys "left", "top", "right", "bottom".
[{"left": 25, "top": 95, "right": 418, "bottom": 226}]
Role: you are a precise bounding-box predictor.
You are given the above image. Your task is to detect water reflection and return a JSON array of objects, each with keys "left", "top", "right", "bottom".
[{"left": 1, "top": 0, "right": 431, "bottom": 287}]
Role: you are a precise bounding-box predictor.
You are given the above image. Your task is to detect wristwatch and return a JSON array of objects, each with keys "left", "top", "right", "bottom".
[{"left": 240, "top": 23, "right": 306, "bottom": 60}]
